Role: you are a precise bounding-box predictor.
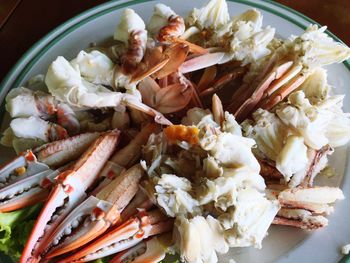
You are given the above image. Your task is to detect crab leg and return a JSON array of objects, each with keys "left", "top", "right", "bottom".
[
  {"left": 110, "top": 235, "right": 169, "bottom": 263},
  {"left": 20, "top": 130, "right": 120, "bottom": 263},
  {"left": 0, "top": 167, "right": 60, "bottom": 213},
  {"left": 92, "top": 123, "right": 159, "bottom": 194},
  {"left": 257, "top": 72, "right": 306, "bottom": 110},
  {"left": 58, "top": 209, "right": 173, "bottom": 262},
  {"left": 199, "top": 66, "right": 247, "bottom": 97},
  {"left": 44, "top": 164, "right": 145, "bottom": 258},
  {"left": 229, "top": 60, "right": 294, "bottom": 121},
  {"left": 0, "top": 132, "right": 100, "bottom": 212},
  {"left": 269, "top": 186, "right": 344, "bottom": 230},
  {"left": 120, "top": 191, "right": 154, "bottom": 221}
]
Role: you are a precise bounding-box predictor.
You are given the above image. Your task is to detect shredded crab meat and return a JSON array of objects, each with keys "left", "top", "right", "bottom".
[
  {"left": 1, "top": 1, "right": 350, "bottom": 263},
  {"left": 142, "top": 108, "right": 280, "bottom": 263}
]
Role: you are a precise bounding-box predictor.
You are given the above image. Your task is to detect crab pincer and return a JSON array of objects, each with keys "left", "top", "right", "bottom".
[
  {"left": 44, "top": 164, "right": 145, "bottom": 258},
  {"left": 20, "top": 130, "right": 120, "bottom": 263},
  {"left": 0, "top": 132, "right": 100, "bottom": 212},
  {"left": 57, "top": 209, "right": 173, "bottom": 262}
]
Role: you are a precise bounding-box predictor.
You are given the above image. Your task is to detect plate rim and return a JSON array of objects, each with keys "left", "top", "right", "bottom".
[{"left": 0, "top": 0, "right": 349, "bottom": 262}]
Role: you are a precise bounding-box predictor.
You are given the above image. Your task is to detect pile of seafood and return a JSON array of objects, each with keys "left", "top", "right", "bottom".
[{"left": 1, "top": 0, "right": 350, "bottom": 262}]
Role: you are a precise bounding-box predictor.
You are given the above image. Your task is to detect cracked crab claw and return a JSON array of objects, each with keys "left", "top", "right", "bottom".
[
  {"left": 110, "top": 234, "right": 171, "bottom": 263},
  {"left": 58, "top": 209, "right": 173, "bottom": 262},
  {"left": 0, "top": 132, "right": 100, "bottom": 212},
  {"left": 20, "top": 130, "right": 120, "bottom": 263},
  {"left": 45, "top": 164, "right": 145, "bottom": 258},
  {"left": 45, "top": 56, "right": 172, "bottom": 125}
]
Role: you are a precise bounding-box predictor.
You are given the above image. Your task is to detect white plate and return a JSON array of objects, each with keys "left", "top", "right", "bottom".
[{"left": 1, "top": 1, "right": 350, "bottom": 262}]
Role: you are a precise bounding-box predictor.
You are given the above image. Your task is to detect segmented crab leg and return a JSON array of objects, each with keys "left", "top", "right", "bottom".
[
  {"left": 44, "top": 164, "right": 145, "bottom": 258},
  {"left": 269, "top": 186, "right": 344, "bottom": 230},
  {"left": 197, "top": 66, "right": 217, "bottom": 92},
  {"left": 180, "top": 52, "right": 225, "bottom": 74},
  {"left": 92, "top": 123, "right": 159, "bottom": 194},
  {"left": 200, "top": 66, "right": 247, "bottom": 97},
  {"left": 20, "top": 130, "right": 120, "bottom": 263},
  {"left": 152, "top": 44, "right": 189, "bottom": 79},
  {"left": 57, "top": 209, "right": 173, "bottom": 262},
  {"left": 0, "top": 132, "right": 100, "bottom": 212},
  {"left": 0, "top": 166, "right": 60, "bottom": 213},
  {"left": 229, "top": 60, "right": 294, "bottom": 121},
  {"left": 120, "top": 191, "right": 154, "bottom": 221},
  {"left": 258, "top": 72, "right": 306, "bottom": 111},
  {"left": 110, "top": 235, "right": 170, "bottom": 263}
]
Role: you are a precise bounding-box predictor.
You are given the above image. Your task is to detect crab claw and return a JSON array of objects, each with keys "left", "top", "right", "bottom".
[
  {"left": 59, "top": 209, "right": 173, "bottom": 262},
  {"left": 0, "top": 166, "right": 60, "bottom": 213},
  {"left": 110, "top": 234, "right": 171, "bottom": 263},
  {"left": 45, "top": 164, "right": 145, "bottom": 258},
  {"left": 92, "top": 123, "right": 159, "bottom": 194},
  {"left": 120, "top": 191, "right": 154, "bottom": 221},
  {"left": 20, "top": 130, "right": 120, "bottom": 263},
  {"left": 0, "top": 132, "right": 100, "bottom": 212}
]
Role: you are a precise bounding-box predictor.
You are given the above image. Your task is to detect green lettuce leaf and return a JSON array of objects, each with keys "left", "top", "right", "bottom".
[
  {"left": 0, "top": 204, "right": 42, "bottom": 261},
  {"left": 92, "top": 256, "right": 112, "bottom": 263}
]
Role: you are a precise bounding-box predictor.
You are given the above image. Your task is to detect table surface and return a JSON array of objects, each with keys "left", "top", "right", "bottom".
[{"left": 0, "top": 0, "right": 349, "bottom": 83}]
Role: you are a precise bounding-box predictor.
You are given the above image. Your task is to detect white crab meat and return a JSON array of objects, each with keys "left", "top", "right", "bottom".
[
  {"left": 222, "top": 112, "right": 242, "bottom": 135},
  {"left": 174, "top": 216, "right": 228, "bottom": 263},
  {"left": 278, "top": 187, "right": 344, "bottom": 205},
  {"left": 148, "top": 3, "right": 176, "bottom": 36},
  {"left": 275, "top": 135, "right": 309, "bottom": 182},
  {"left": 143, "top": 108, "right": 279, "bottom": 263},
  {"left": 299, "top": 68, "right": 329, "bottom": 104},
  {"left": 342, "top": 244, "right": 350, "bottom": 255},
  {"left": 10, "top": 117, "right": 59, "bottom": 142},
  {"left": 154, "top": 174, "right": 201, "bottom": 217},
  {"left": 242, "top": 108, "right": 287, "bottom": 162},
  {"left": 45, "top": 56, "right": 124, "bottom": 108},
  {"left": 187, "top": 0, "right": 230, "bottom": 30},
  {"left": 276, "top": 91, "right": 331, "bottom": 150},
  {"left": 225, "top": 10, "right": 275, "bottom": 65},
  {"left": 292, "top": 25, "right": 350, "bottom": 69},
  {"left": 219, "top": 188, "right": 280, "bottom": 248},
  {"left": 198, "top": 167, "right": 266, "bottom": 209},
  {"left": 114, "top": 8, "right": 147, "bottom": 44},
  {"left": 209, "top": 133, "right": 260, "bottom": 172},
  {"left": 70, "top": 50, "right": 114, "bottom": 85},
  {"left": 6, "top": 87, "right": 40, "bottom": 117}
]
